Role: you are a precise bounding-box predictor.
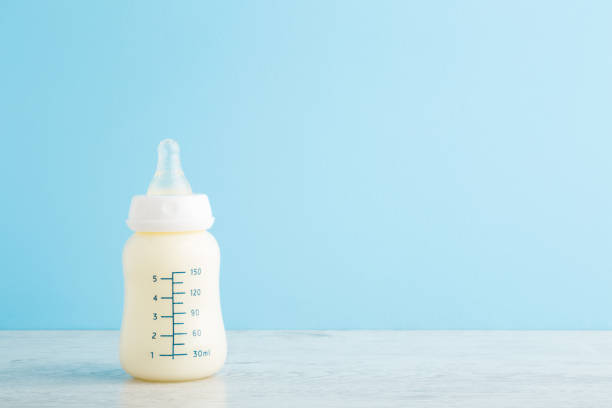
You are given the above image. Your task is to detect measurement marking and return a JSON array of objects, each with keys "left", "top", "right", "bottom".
[
  {"left": 174, "top": 353, "right": 188, "bottom": 356},
  {"left": 161, "top": 315, "right": 172, "bottom": 318},
  {"left": 173, "top": 343, "right": 185, "bottom": 346},
  {"left": 173, "top": 322, "right": 184, "bottom": 325},
  {"left": 173, "top": 281, "right": 184, "bottom": 285},
  {"left": 173, "top": 302, "right": 183, "bottom": 305},
  {"left": 160, "top": 277, "right": 172, "bottom": 280},
  {"left": 159, "top": 354, "right": 173, "bottom": 357},
  {"left": 160, "top": 334, "right": 172, "bottom": 337},
  {"left": 171, "top": 273, "right": 175, "bottom": 359},
  {"left": 161, "top": 296, "right": 172, "bottom": 299},
  {"left": 175, "top": 312, "right": 186, "bottom": 315},
  {"left": 173, "top": 271, "right": 186, "bottom": 274},
  {"left": 173, "top": 291, "right": 185, "bottom": 295},
  {"left": 175, "top": 332, "right": 187, "bottom": 335}
]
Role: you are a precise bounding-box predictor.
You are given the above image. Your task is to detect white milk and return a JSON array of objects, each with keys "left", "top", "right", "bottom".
[{"left": 120, "top": 139, "right": 226, "bottom": 382}]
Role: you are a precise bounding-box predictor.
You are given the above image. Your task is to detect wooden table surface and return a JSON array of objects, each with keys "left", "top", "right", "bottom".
[{"left": 2, "top": 330, "right": 612, "bottom": 407}]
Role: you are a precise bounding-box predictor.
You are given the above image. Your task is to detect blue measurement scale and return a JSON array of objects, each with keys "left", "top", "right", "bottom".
[
  {"left": 158, "top": 271, "right": 188, "bottom": 358},
  {"left": 151, "top": 266, "right": 206, "bottom": 360}
]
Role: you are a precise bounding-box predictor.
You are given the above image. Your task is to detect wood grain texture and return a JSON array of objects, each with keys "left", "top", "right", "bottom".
[{"left": 2, "top": 331, "right": 612, "bottom": 407}]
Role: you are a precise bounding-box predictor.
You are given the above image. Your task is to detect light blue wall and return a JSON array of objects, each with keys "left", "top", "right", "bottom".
[{"left": 2, "top": 0, "right": 611, "bottom": 329}]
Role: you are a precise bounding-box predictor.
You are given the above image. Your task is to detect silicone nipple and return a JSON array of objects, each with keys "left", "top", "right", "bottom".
[{"left": 147, "top": 139, "right": 193, "bottom": 196}]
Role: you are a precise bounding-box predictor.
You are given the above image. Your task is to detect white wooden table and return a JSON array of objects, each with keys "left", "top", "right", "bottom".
[{"left": 2, "top": 331, "right": 612, "bottom": 407}]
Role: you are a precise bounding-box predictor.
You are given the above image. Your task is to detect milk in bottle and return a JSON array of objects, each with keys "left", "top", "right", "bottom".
[{"left": 120, "top": 139, "right": 226, "bottom": 381}]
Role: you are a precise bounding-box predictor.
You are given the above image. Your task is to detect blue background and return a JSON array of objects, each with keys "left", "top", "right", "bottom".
[{"left": 2, "top": 1, "right": 611, "bottom": 330}]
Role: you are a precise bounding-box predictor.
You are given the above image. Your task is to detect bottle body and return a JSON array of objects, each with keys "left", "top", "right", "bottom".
[{"left": 120, "top": 230, "right": 226, "bottom": 381}]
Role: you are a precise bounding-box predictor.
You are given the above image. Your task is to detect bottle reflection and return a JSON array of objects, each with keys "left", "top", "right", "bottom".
[{"left": 120, "top": 375, "right": 226, "bottom": 408}]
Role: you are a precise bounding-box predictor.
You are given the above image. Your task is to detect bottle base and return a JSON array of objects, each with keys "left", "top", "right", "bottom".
[
  {"left": 121, "top": 359, "right": 226, "bottom": 382},
  {"left": 128, "top": 372, "right": 219, "bottom": 383}
]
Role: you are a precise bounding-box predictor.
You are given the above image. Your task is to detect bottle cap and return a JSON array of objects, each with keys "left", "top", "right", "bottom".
[{"left": 126, "top": 139, "right": 214, "bottom": 232}]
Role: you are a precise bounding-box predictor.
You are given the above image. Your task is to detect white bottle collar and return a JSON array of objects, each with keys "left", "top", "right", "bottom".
[{"left": 127, "top": 194, "right": 214, "bottom": 232}]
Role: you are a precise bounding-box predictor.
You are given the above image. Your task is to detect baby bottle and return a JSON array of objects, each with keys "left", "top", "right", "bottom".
[{"left": 120, "top": 139, "right": 227, "bottom": 382}]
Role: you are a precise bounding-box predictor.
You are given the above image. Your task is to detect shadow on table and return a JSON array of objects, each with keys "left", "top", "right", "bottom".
[
  {"left": 0, "top": 361, "right": 128, "bottom": 384},
  {"left": 2, "top": 361, "right": 227, "bottom": 407}
]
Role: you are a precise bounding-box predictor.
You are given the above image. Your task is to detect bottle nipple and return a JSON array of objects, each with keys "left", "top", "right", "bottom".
[{"left": 147, "top": 139, "right": 193, "bottom": 196}]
